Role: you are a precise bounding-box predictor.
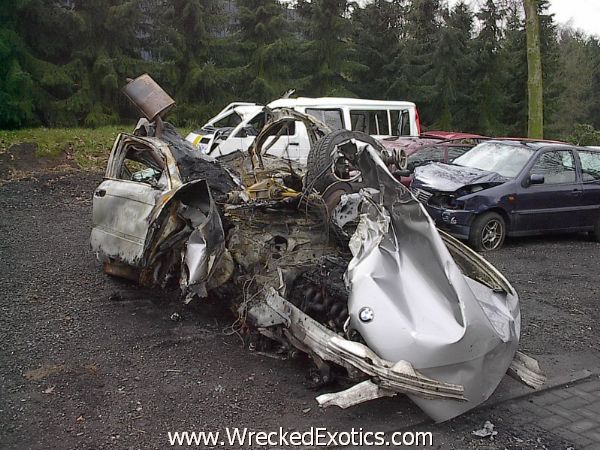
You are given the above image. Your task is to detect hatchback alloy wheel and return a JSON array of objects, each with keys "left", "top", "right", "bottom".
[
  {"left": 468, "top": 211, "right": 507, "bottom": 252},
  {"left": 481, "top": 219, "right": 503, "bottom": 250}
]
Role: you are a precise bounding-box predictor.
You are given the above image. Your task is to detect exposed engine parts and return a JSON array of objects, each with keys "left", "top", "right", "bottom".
[{"left": 288, "top": 257, "right": 349, "bottom": 333}]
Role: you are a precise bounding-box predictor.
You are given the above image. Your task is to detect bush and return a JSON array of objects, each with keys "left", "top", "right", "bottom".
[{"left": 567, "top": 124, "right": 600, "bottom": 146}]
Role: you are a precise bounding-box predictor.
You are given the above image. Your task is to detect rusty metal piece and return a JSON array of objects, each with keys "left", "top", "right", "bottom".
[
  {"left": 103, "top": 261, "right": 140, "bottom": 281},
  {"left": 122, "top": 74, "right": 175, "bottom": 121}
]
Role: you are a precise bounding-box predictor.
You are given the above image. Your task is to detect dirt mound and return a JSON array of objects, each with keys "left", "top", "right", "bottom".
[{"left": 0, "top": 143, "right": 77, "bottom": 180}]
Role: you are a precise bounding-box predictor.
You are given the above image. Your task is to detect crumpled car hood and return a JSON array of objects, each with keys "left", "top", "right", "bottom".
[
  {"left": 334, "top": 143, "right": 520, "bottom": 421},
  {"left": 413, "top": 162, "right": 508, "bottom": 192}
]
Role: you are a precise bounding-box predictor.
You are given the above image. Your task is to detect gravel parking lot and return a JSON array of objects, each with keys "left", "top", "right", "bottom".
[{"left": 1, "top": 171, "right": 598, "bottom": 449}]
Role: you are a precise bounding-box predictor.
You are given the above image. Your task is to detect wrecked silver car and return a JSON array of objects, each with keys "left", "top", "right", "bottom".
[{"left": 91, "top": 75, "right": 544, "bottom": 422}]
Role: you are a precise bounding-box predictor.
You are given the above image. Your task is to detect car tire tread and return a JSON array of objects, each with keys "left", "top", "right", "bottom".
[{"left": 305, "top": 129, "right": 383, "bottom": 194}]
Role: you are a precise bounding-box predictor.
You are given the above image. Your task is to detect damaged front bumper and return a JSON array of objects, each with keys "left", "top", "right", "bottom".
[
  {"left": 423, "top": 204, "right": 475, "bottom": 240},
  {"left": 257, "top": 288, "right": 466, "bottom": 402}
]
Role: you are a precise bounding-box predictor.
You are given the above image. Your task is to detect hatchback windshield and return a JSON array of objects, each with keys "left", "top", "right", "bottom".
[{"left": 453, "top": 142, "right": 535, "bottom": 178}]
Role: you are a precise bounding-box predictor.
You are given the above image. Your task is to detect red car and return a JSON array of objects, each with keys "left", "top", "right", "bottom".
[{"left": 380, "top": 132, "right": 488, "bottom": 186}]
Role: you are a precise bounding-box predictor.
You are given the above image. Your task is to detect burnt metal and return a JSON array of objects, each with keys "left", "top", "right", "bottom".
[{"left": 122, "top": 74, "right": 175, "bottom": 121}]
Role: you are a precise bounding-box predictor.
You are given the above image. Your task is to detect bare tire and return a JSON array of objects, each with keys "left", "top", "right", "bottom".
[
  {"left": 468, "top": 212, "right": 506, "bottom": 251},
  {"left": 305, "top": 129, "right": 384, "bottom": 194}
]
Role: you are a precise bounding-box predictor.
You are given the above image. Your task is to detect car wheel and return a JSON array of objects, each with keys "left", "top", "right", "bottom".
[
  {"left": 305, "top": 129, "right": 385, "bottom": 194},
  {"left": 468, "top": 212, "right": 506, "bottom": 251}
]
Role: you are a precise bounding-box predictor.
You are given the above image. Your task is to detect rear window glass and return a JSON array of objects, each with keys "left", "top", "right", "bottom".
[
  {"left": 579, "top": 151, "right": 600, "bottom": 181},
  {"left": 305, "top": 108, "right": 343, "bottom": 130},
  {"left": 407, "top": 147, "right": 444, "bottom": 171},
  {"left": 350, "top": 110, "right": 390, "bottom": 135},
  {"left": 447, "top": 146, "right": 470, "bottom": 162}
]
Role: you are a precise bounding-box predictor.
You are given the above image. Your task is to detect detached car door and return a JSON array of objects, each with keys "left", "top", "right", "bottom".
[
  {"left": 515, "top": 149, "right": 585, "bottom": 233},
  {"left": 91, "top": 135, "right": 169, "bottom": 266}
]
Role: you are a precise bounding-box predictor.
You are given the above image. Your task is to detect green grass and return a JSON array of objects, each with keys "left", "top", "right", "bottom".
[{"left": 0, "top": 126, "right": 124, "bottom": 170}]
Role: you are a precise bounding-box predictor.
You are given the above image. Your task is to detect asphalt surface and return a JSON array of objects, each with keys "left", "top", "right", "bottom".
[{"left": 0, "top": 171, "right": 599, "bottom": 449}]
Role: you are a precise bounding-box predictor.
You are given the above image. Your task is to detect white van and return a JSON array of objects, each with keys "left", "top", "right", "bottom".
[{"left": 185, "top": 97, "right": 420, "bottom": 161}]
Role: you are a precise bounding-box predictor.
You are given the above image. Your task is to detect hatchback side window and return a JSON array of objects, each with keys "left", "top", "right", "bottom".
[
  {"left": 579, "top": 151, "right": 600, "bottom": 182},
  {"left": 530, "top": 150, "right": 576, "bottom": 184}
]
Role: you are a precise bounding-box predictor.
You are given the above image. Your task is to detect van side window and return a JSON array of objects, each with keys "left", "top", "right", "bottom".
[
  {"left": 390, "top": 110, "right": 411, "bottom": 136},
  {"left": 401, "top": 110, "right": 411, "bottom": 136},
  {"left": 579, "top": 151, "right": 600, "bottom": 181},
  {"left": 350, "top": 110, "right": 390, "bottom": 135},
  {"left": 305, "top": 108, "right": 343, "bottom": 130}
]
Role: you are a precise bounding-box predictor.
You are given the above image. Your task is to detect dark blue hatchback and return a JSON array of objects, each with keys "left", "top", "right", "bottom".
[{"left": 411, "top": 140, "right": 600, "bottom": 250}]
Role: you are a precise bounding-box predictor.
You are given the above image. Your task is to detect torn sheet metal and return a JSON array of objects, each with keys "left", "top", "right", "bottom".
[
  {"left": 334, "top": 140, "right": 520, "bottom": 422},
  {"left": 174, "top": 180, "right": 227, "bottom": 301},
  {"left": 91, "top": 128, "right": 234, "bottom": 300}
]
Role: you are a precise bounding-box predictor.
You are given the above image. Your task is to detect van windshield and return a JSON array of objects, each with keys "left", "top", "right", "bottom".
[
  {"left": 453, "top": 142, "right": 535, "bottom": 178},
  {"left": 305, "top": 108, "right": 344, "bottom": 130},
  {"left": 213, "top": 112, "right": 242, "bottom": 128}
]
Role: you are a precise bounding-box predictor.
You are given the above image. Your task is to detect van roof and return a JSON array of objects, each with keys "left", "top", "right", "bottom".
[
  {"left": 268, "top": 97, "right": 416, "bottom": 108},
  {"left": 207, "top": 105, "right": 263, "bottom": 125}
]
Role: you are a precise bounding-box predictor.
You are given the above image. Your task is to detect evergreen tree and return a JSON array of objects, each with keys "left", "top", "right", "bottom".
[
  {"left": 56, "top": 0, "right": 149, "bottom": 126},
  {"left": 589, "top": 38, "right": 600, "bottom": 130},
  {"left": 550, "top": 29, "right": 596, "bottom": 135},
  {"left": 0, "top": 0, "right": 599, "bottom": 136},
  {"left": 350, "top": 0, "right": 405, "bottom": 99},
  {"left": 386, "top": 0, "right": 441, "bottom": 127},
  {"left": 0, "top": 0, "right": 75, "bottom": 128},
  {"left": 153, "top": 0, "right": 231, "bottom": 126},
  {"left": 297, "top": 0, "right": 364, "bottom": 96},
  {"left": 428, "top": 2, "right": 475, "bottom": 130},
  {"left": 537, "top": 0, "right": 561, "bottom": 138},
  {"left": 472, "top": 0, "right": 507, "bottom": 135},
  {"left": 501, "top": 2, "right": 528, "bottom": 136},
  {"left": 235, "top": 0, "right": 299, "bottom": 102}
]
